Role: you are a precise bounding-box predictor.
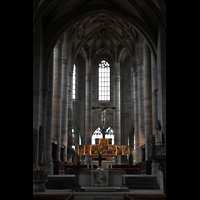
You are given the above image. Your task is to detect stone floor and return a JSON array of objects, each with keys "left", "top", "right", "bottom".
[
  {"left": 33, "top": 174, "right": 164, "bottom": 200},
  {"left": 33, "top": 188, "right": 163, "bottom": 200},
  {"left": 33, "top": 188, "right": 163, "bottom": 194}
]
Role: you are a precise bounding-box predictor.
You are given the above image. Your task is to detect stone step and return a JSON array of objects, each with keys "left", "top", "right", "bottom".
[
  {"left": 124, "top": 175, "right": 160, "bottom": 190},
  {"left": 125, "top": 177, "right": 157, "bottom": 182},
  {"left": 45, "top": 175, "right": 75, "bottom": 189},
  {"left": 126, "top": 184, "right": 160, "bottom": 189},
  {"left": 75, "top": 193, "right": 124, "bottom": 200},
  {"left": 125, "top": 181, "right": 159, "bottom": 185}
]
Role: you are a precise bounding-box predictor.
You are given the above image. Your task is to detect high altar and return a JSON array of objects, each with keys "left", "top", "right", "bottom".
[
  {"left": 78, "top": 138, "right": 129, "bottom": 158},
  {"left": 79, "top": 169, "right": 124, "bottom": 188}
]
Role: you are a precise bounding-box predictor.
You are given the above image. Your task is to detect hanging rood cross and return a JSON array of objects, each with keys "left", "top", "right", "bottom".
[{"left": 92, "top": 106, "right": 115, "bottom": 138}]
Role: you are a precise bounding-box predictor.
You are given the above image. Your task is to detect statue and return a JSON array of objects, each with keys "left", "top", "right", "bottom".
[{"left": 92, "top": 105, "right": 115, "bottom": 138}]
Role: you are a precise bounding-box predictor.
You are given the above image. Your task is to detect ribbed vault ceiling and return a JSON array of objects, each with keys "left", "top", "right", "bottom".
[{"left": 33, "top": 0, "right": 166, "bottom": 63}]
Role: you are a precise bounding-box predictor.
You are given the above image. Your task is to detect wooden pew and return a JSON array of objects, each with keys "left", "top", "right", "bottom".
[
  {"left": 124, "top": 194, "right": 166, "bottom": 200},
  {"left": 33, "top": 193, "right": 74, "bottom": 200},
  {"left": 110, "top": 165, "right": 141, "bottom": 174}
]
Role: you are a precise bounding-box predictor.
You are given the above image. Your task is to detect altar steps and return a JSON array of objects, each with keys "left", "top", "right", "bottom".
[
  {"left": 125, "top": 175, "right": 160, "bottom": 190},
  {"left": 45, "top": 175, "right": 160, "bottom": 190},
  {"left": 45, "top": 175, "right": 75, "bottom": 189}
]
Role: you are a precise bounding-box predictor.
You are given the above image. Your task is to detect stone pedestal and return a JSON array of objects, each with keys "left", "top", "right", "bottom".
[{"left": 33, "top": 167, "right": 48, "bottom": 192}]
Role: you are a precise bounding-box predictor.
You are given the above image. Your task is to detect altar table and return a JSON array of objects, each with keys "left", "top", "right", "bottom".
[{"left": 79, "top": 170, "right": 124, "bottom": 187}]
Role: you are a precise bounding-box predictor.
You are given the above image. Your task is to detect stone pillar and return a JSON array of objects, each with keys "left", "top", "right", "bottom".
[
  {"left": 61, "top": 33, "right": 69, "bottom": 162},
  {"left": 114, "top": 60, "right": 121, "bottom": 165},
  {"left": 45, "top": 52, "right": 53, "bottom": 174},
  {"left": 85, "top": 75, "right": 92, "bottom": 165},
  {"left": 143, "top": 43, "right": 152, "bottom": 160},
  {"left": 52, "top": 40, "right": 62, "bottom": 161},
  {"left": 133, "top": 72, "right": 139, "bottom": 163},
  {"left": 40, "top": 87, "right": 50, "bottom": 167},
  {"left": 151, "top": 53, "right": 157, "bottom": 133},
  {"left": 137, "top": 60, "right": 145, "bottom": 162},
  {"left": 33, "top": 128, "right": 39, "bottom": 169},
  {"left": 151, "top": 52, "right": 157, "bottom": 175},
  {"left": 68, "top": 70, "right": 73, "bottom": 162},
  {"left": 151, "top": 89, "right": 158, "bottom": 175},
  {"left": 129, "top": 131, "right": 134, "bottom": 165},
  {"left": 61, "top": 58, "right": 69, "bottom": 162}
]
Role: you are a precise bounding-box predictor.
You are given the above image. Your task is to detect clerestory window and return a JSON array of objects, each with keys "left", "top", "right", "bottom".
[{"left": 98, "top": 60, "right": 110, "bottom": 101}]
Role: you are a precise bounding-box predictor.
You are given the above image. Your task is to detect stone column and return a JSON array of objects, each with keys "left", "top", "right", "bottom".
[
  {"left": 40, "top": 87, "right": 50, "bottom": 167},
  {"left": 133, "top": 72, "right": 139, "bottom": 163},
  {"left": 61, "top": 33, "right": 69, "bottom": 162},
  {"left": 137, "top": 60, "right": 145, "bottom": 162},
  {"left": 114, "top": 60, "right": 121, "bottom": 165},
  {"left": 52, "top": 40, "right": 62, "bottom": 161},
  {"left": 151, "top": 52, "right": 157, "bottom": 175},
  {"left": 85, "top": 74, "right": 92, "bottom": 165},
  {"left": 151, "top": 88, "right": 158, "bottom": 175},
  {"left": 143, "top": 43, "right": 152, "bottom": 160},
  {"left": 33, "top": 128, "right": 39, "bottom": 169},
  {"left": 151, "top": 53, "right": 157, "bottom": 133},
  {"left": 61, "top": 58, "right": 69, "bottom": 162},
  {"left": 129, "top": 131, "right": 134, "bottom": 165},
  {"left": 45, "top": 52, "right": 53, "bottom": 174},
  {"left": 68, "top": 70, "right": 73, "bottom": 162}
]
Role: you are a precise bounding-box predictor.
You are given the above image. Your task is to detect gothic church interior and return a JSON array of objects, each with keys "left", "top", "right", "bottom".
[{"left": 33, "top": 0, "right": 166, "bottom": 197}]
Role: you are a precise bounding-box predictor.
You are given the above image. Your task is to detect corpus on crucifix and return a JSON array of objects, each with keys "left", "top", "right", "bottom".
[{"left": 92, "top": 105, "right": 115, "bottom": 138}]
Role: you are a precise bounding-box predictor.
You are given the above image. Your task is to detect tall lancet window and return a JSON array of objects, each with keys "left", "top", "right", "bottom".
[
  {"left": 72, "top": 64, "right": 77, "bottom": 100},
  {"left": 98, "top": 60, "right": 110, "bottom": 101}
]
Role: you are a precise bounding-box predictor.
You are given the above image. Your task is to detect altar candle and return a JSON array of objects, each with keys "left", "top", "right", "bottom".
[
  {"left": 87, "top": 164, "right": 89, "bottom": 169},
  {"left": 107, "top": 164, "right": 108, "bottom": 169},
  {"left": 111, "top": 164, "right": 112, "bottom": 169},
  {"left": 91, "top": 164, "right": 93, "bottom": 169}
]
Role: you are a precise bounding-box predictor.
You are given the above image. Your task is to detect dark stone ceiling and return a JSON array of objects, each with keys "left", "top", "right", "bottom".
[{"left": 33, "top": 0, "right": 166, "bottom": 62}]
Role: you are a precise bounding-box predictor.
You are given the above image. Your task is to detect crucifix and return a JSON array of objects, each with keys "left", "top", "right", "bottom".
[{"left": 92, "top": 105, "right": 115, "bottom": 138}]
